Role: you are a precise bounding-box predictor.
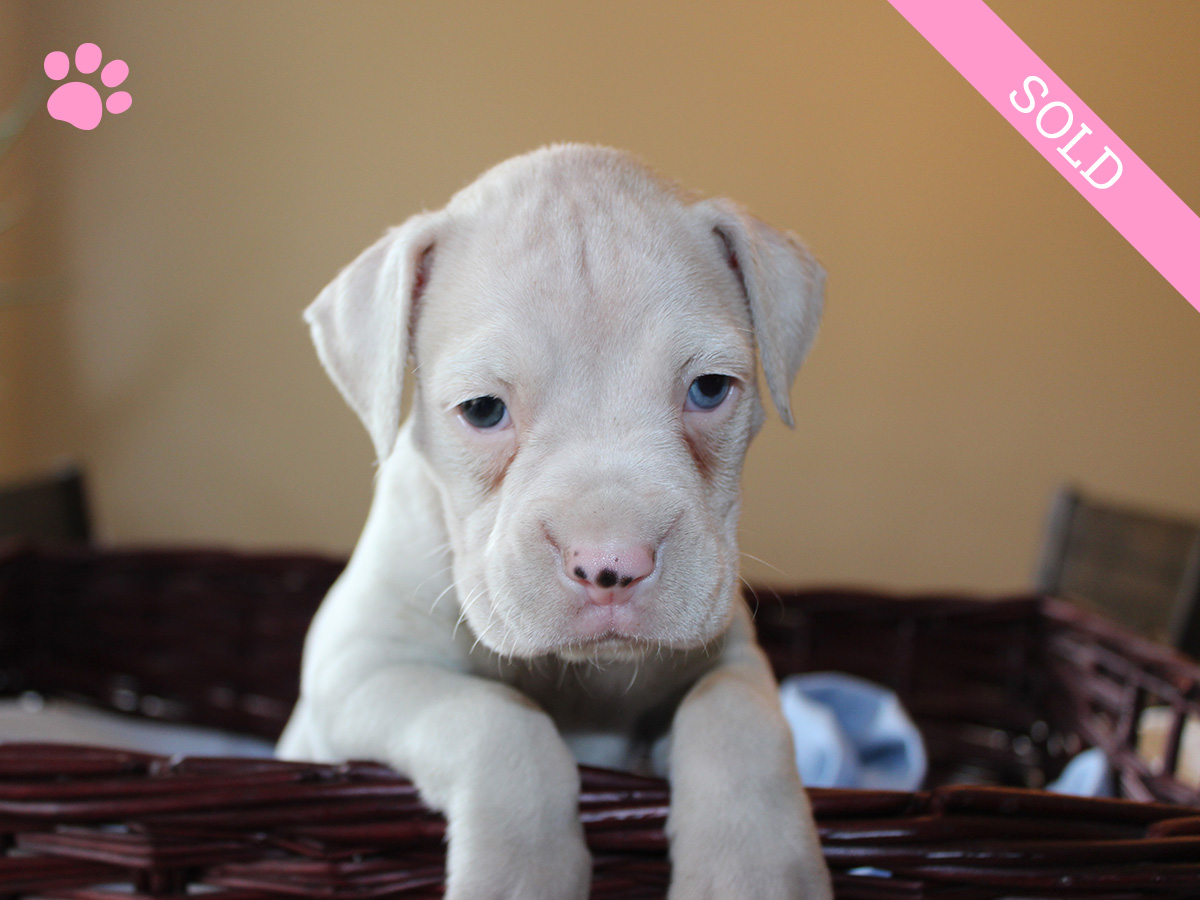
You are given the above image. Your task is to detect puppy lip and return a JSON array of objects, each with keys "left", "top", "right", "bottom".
[
  {"left": 562, "top": 605, "right": 643, "bottom": 647},
  {"left": 555, "top": 633, "right": 653, "bottom": 663},
  {"left": 575, "top": 628, "right": 631, "bottom": 644}
]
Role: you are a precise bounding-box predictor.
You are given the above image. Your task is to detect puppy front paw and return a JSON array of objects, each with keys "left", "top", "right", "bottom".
[
  {"left": 667, "top": 795, "right": 831, "bottom": 900},
  {"left": 668, "top": 847, "right": 831, "bottom": 900},
  {"left": 444, "top": 808, "right": 591, "bottom": 900},
  {"left": 438, "top": 719, "right": 591, "bottom": 900}
]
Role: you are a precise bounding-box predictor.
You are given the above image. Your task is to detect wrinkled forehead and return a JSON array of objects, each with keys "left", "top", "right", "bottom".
[{"left": 415, "top": 177, "right": 754, "bottom": 387}]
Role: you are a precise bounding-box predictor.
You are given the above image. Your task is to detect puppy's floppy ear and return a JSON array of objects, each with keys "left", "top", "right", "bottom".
[
  {"left": 698, "top": 199, "right": 825, "bottom": 427},
  {"left": 305, "top": 211, "right": 443, "bottom": 462}
]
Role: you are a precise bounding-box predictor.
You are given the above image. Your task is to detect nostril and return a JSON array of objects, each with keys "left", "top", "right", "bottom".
[{"left": 564, "top": 545, "right": 656, "bottom": 601}]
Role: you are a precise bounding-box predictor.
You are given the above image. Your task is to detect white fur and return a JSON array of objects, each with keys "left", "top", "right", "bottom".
[{"left": 279, "top": 145, "right": 831, "bottom": 900}]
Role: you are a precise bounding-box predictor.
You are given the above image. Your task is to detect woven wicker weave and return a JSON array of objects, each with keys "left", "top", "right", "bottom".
[{"left": 3, "top": 543, "right": 1200, "bottom": 898}]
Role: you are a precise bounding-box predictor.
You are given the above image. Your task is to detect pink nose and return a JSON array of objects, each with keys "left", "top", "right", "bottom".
[{"left": 566, "top": 544, "right": 656, "bottom": 606}]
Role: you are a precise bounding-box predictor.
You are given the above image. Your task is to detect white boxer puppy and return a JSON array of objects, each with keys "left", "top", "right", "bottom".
[{"left": 279, "top": 144, "right": 830, "bottom": 900}]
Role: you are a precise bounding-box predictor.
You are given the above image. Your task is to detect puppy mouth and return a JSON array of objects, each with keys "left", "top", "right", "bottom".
[
  {"left": 471, "top": 551, "right": 733, "bottom": 659},
  {"left": 566, "top": 603, "right": 648, "bottom": 645},
  {"left": 573, "top": 629, "right": 636, "bottom": 647},
  {"left": 555, "top": 631, "right": 653, "bottom": 663},
  {"left": 544, "top": 571, "right": 734, "bottom": 661}
]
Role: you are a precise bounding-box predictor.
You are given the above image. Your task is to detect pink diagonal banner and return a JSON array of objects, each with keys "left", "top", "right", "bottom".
[{"left": 888, "top": 0, "right": 1200, "bottom": 314}]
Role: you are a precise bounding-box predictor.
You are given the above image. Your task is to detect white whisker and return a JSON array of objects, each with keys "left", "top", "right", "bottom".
[
  {"left": 470, "top": 615, "right": 492, "bottom": 654},
  {"left": 470, "top": 589, "right": 504, "bottom": 655},
  {"left": 739, "top": 550, "right": 785, "bottom": 576},
  {"left": 624, "top": 655, "right": 641, "bottom": 694},
  {"left": 418, "top": 540, "right": 453, "bottom": 561},
  {"left": 738, "top": 573, "right": 762, "bottom": 618},
  {"left": 453, "top": 581, "right": 485, "bottom": 641},
  {"left": 416, "top": 565, "right": 457, "bottom": 613}
]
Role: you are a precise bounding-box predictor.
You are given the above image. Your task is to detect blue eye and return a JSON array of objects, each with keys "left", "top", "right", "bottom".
[
  {"left": 686, "top": 374, "right": 731, "bottom": 411},
  {"left": 460, "top": 396, "right": 508, "bottom": 429}
]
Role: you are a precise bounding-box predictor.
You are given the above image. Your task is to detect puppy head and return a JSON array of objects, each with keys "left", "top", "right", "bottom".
[{"left": 307, "top": 145, "right": 823, "bottom": 661}]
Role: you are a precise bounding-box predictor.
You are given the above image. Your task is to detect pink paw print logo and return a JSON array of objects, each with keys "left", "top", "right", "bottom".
[{"left": 44, "top": 43, "right": 131, "bottom": 131}]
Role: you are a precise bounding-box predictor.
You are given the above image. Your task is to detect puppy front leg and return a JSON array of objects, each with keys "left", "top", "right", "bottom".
[
  {"left": 666, "top": 622, "right": 832, "bottom": 900},
  {"left": 319, "top": 663, "right": 591, "bottom": 900}
]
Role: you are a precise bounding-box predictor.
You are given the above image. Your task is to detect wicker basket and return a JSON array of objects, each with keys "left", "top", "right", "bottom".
[{"left": 3, "top": 543, "right": 1200, "bottom": 898}]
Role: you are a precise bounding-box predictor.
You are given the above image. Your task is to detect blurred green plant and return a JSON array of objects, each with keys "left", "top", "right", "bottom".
[
  {"left": 1, "top": 75, "right": 59, "bottom": 306},
  {"left": 1, "top": 76, "right": 45, "bottom": 236}
]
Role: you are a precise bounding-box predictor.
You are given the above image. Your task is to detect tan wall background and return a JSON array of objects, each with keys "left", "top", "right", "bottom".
[{"left": 2, "top": 1, "right": 1198, "bottom": 594}]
